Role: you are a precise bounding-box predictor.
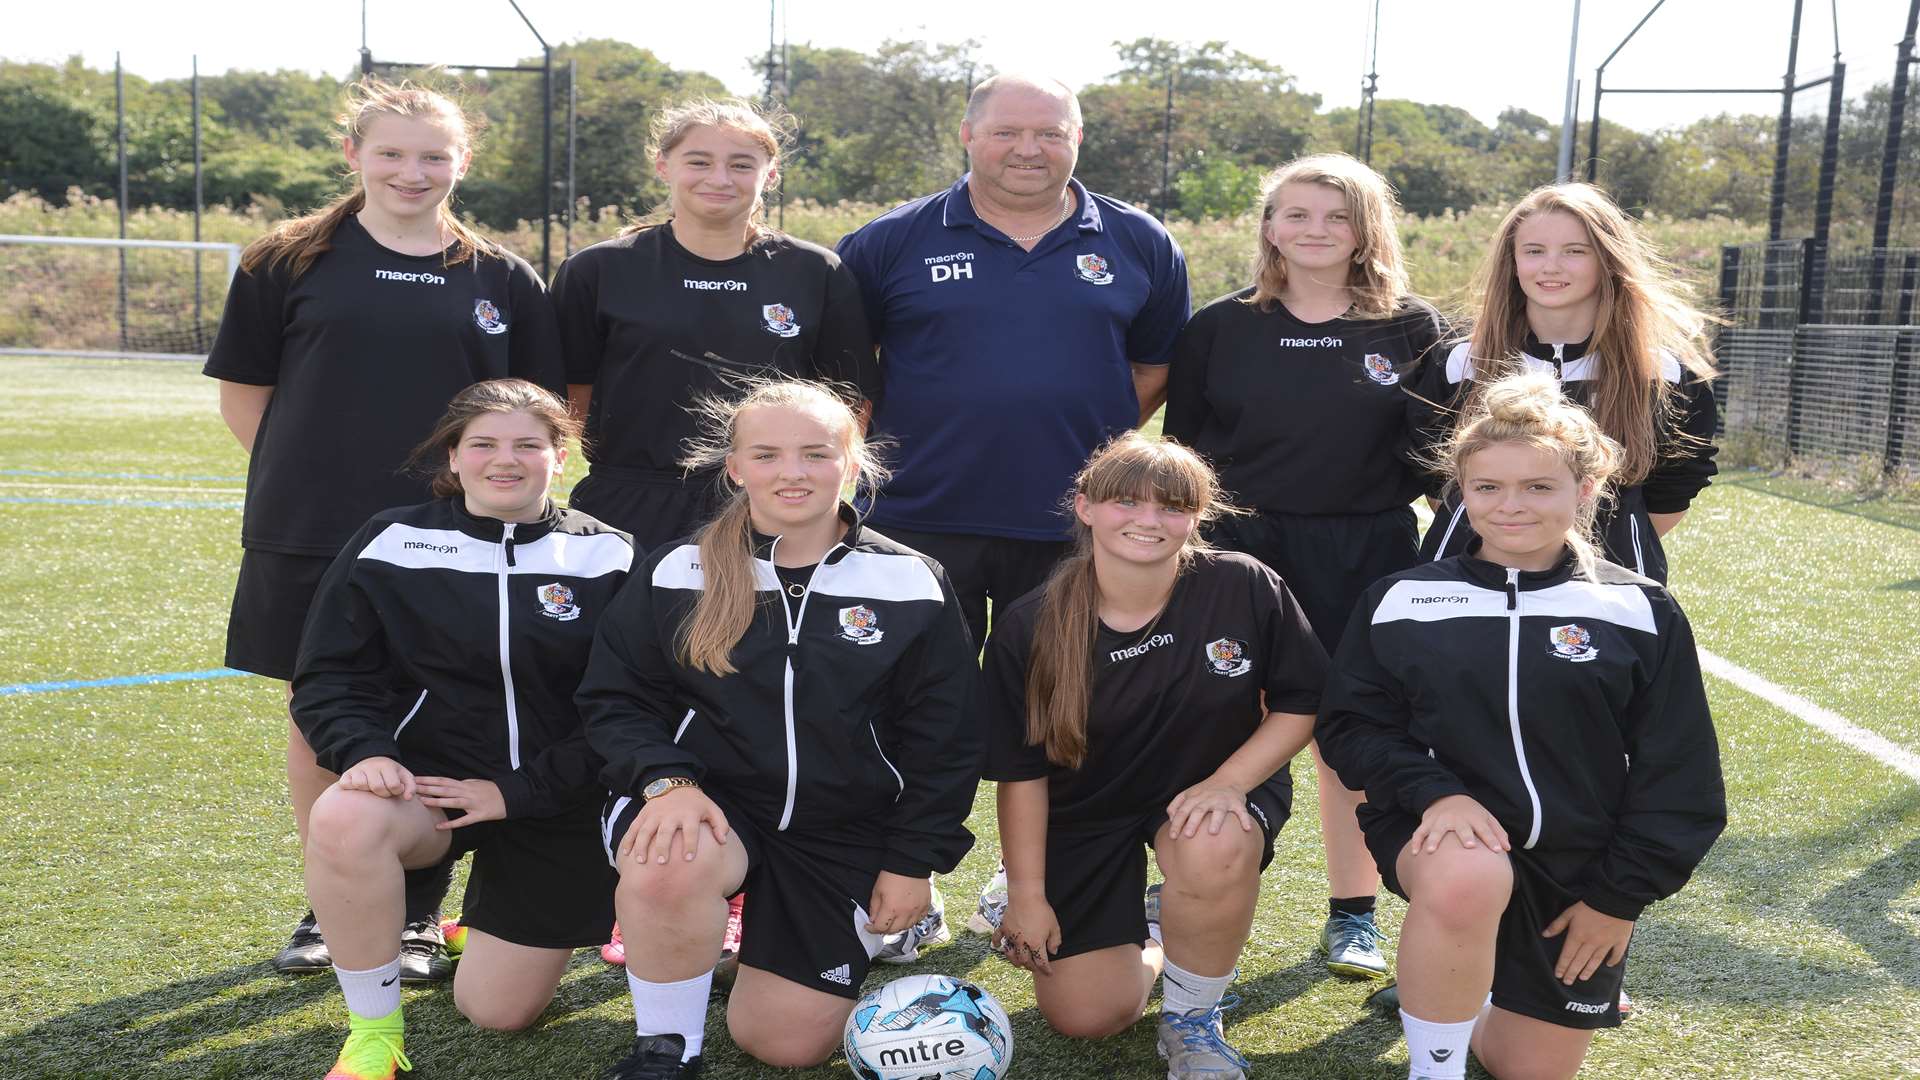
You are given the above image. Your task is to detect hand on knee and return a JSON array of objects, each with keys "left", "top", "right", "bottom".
[
  {"left": 615, "top": 831, "right": 735, "bottom": 912},
  {"left": 306, "top": 789, "right": 398, "bottom": 865},
  {"left": 1159, "top": 827, "right": 1261, "bottom": 898}
]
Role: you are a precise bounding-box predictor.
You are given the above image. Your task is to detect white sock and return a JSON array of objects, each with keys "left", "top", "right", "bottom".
[
  {"left": 1400, "top": 1010, "right": 1474, "bottom": 1079},
  {"left": 1146, "top": 918, "right": 1163, "bottom": 946},
  {"left": 334, "top": 956, "right": 402, "bottom": 1021},
  {"left": 629, "top": 969, "right": 712, "bottom": 1060},
  {"left": 1160, "top": 957, "right": 1232, "bottom": 1015}
]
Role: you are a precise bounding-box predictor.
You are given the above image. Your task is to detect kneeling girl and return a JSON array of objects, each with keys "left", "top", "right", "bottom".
[
  {"left": 983, "top": 434, "right": 1327, "bottom": 1078},
  {"left": 578, "top": 379, "right": 981, "bottom": 1077},
  {"left": 294, "top": 379, "right": 633, "bottom": 1079},
  {"left": 1316, "top": 372, "right": 1725, "bottom": 1080}
]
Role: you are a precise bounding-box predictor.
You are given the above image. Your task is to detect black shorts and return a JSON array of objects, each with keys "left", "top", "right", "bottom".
[
  {"left": 1207, "top": 506, "right": 1418, "bottom": 656},
  {"left": 604, "top": 794, "right": 886, "bottom": 999},
  {"left": 441, "top": 799, "right": 618, "bottom": 950},
  {"left": 873, "top": 525, "right": 1069, "bottom": 643},
  {"left": 225, "top": 549, "right": 336, "bottom": 681},
  {"left": 1364, "top": 810, "right": 1627, "bottom": 1030},
  {"left": 568, "top": 469, "right": 722, "bottom": 559},
  {"left": 1044, "top": 780, "right": 1288, "bottom": 961}
]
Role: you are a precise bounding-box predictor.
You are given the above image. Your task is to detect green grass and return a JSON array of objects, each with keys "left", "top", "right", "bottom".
[{"left": 1, "top": 358, "right": 1918, "bottom": 1079}]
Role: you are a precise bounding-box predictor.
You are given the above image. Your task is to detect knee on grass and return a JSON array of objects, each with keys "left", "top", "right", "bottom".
[
  {"left": 454, "top": 984, "right": 552, "bottom": 1032},
  {"left": 1039, "top": 991, "right": 1147, "bottom": 1040},
  {"left": 729, "top": 1014, "right": 842, "bottom": 1068}
]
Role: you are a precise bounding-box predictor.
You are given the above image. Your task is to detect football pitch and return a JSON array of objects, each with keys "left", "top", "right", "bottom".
[{"left": 1, "top": 356, "right": 1917, "bottom": 1080}]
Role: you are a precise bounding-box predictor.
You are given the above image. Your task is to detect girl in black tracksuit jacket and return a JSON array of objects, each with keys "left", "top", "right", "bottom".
[
  {"left": 576, "top": 379, "right": 980, "bottom": 1077},
  {"left": 1316, "top": 371, "right": 1724, "bottom": 1080},
  {"left": 291, "top": 380, "right": 633, "bottom": 1078}
]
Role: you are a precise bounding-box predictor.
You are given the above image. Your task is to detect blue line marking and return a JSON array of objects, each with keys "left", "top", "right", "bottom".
[
  {"left": 0, "top": 496, "right": 243, "bottom": 509},
  {"left": 1, "top": 468, "right": 247, "bottom": 482},
  {"left": 0, "top": 668, "right": 252, "bottom": 697}
]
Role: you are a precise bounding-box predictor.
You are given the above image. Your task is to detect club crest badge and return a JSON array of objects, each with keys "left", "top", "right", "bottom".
[
  {"left": 535, "top": 582, "right": 580, "bottom": 621},
  {"left": 1362, "top": 353, "right": 1400, "bottom": 385},
  {"left": 1074, "top": 253, "right": 1114, "bottom": 285},
  {"left": 473, "top": 299, "right": 508, "bottom": 335},
  {"left": 761, "top": 303, "right": 801, "bottom": 338},
  {"left": 1548, "top": 623, "right": 1597, "bottom": 662},
  {"left": 838, "top": 605, "right": 884, "bottom": 645},
  {"left": 1203, "top": 637, "right": 1252, "bottom": 677}
]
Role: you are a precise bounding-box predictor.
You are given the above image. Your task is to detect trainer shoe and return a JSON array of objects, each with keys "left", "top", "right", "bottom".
[
  {"left": 1320, "top": 910, "right": 1390, "bottom": 979},
  {"left": 604, "top": 1033, "right": 701, "bottom": 1079},
  {"left": 1365, "top": 981, "right": 1399, "bottom": 1013},
  {"left": 877, "top": 884, "right": 951, "bottom": 964},
  {"left": 1156, "top": 995, "right": 1250, "bottom": 1079},
  {"left": 274, "top": 911, "right": 332, "bottom": 975},
  {"left": 324, "top": 1009, "right": 410, "bottom": 1080},
  {"left": 397, "top": 918, "right": 451, "bottom": 984},
  {"left": 437, "top": 918, "right": 468, "bottom": 963},
  {"left": 602, "top": 922, "right": 626, "bottom": 967},
  {"left": 713, "top": 894, "right": 746, "bottom": 990},
  {"left": 967, "top": 864, "right": 1008, "bottom": 935}
]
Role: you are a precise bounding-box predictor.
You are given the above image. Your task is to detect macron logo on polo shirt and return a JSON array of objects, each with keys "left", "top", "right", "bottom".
[
  {"left": 923, "top": 251, "right": 974, "bottom": 282},
  {"left": 373, "top": 269, "right": 446, "bottom": 285}
]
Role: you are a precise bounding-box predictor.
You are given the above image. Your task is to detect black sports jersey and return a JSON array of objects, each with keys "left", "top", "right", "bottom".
[
  {"left": 1316, "top": 551, "right": 1725, "bottom": 921},
  {"left": 292, "top": 498, "right": 633, "bottom": 820},
  {"left": 550, "top": 226, "right": 879, "bottom": 478},
  {"left": 203, "top": 216, "right": 564, "bottom": 557},
  {"left": 1413, "top": 336, "right": 1719, "bottom": 581},
  {"left": 982, "top": 551, "right": 1327, "bottom": 826},
  {"left": 1163, "top": 290, "right": 1447, "bottom": 514}
]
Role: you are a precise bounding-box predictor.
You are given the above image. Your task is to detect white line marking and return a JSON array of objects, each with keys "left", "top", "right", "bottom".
[
  {"left": 1699, "top": 647, "right": 1920, "bottom": 783},
  {"left": 0, "top": 480, "right": 246, "bottom": 496}
]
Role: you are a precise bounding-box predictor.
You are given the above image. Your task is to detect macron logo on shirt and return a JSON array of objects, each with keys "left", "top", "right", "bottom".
[
  {"left": 924, "top": 251, "right": 974, "bottom": 282},
  {"left": 373, "top": 269, "right": 446, "bottom": 285},
  {"left": 684, "top": 278, "right": 748, "bottom": 291},
  {"left": 1277, "top": 335, "right": 1342, "bottom": 347}
]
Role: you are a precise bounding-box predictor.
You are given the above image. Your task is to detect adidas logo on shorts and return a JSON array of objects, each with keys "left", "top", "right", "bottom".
[{"left": 820, "top": 963, "right": 852, "bottom": 986}]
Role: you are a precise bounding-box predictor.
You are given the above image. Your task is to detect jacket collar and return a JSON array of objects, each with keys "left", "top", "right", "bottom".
[
  {"left": 448, "top": 496, "right": 561, "bottom": 544},
  {"left": 749, "top": 502, "right": 865, "bottom": 566},
  {"left": 1456, "top": 539, "right": 1579, "bottom": 590},
  {"left": 1522, "top": 331, "right": 1592, "bottom": 365}
]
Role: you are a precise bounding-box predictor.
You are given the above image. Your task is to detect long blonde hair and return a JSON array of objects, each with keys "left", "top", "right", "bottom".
[
  {"left": 1439, "top": 371, "right": 1623, "bottom": 581},
  {"left": 1462, "top": 183, "right": 1716, "bottom": 486},
  {"left": 240, "top": 78, "right": 494, "bottom": 280},
  {"left": 674, "top": 379, "right": 886, "bottom": 676},
  {"left": 1246, "top": 153, "right": 1412, "bottom": 320},
  {"left": 624, "top": 97, "right": 794, "bottom": 241},
  {"left": 1025, "top": 435, "right": 1236, "bottom": 769}
]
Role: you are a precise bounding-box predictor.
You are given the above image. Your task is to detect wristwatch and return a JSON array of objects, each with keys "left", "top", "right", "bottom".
[{"left": 642, "top": 776, "right": 699, "bottom": 801}]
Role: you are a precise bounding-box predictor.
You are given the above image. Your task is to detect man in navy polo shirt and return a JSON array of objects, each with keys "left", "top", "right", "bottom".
[{"left": 837, "top": 73, "right": 1190, "bottom": 642}]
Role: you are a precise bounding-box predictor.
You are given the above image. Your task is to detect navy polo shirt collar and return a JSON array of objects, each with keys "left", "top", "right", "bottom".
[{"left": 940, "top": 174, "right": 1104, "bottom": 235}]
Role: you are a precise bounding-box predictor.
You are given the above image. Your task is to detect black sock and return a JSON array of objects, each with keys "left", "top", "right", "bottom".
[
  {"left": 403, "top": 859, "right": 456, "bottom": 925},
  {"left": 1329, "top": 895, "right": 1376, "bottom": 918}
]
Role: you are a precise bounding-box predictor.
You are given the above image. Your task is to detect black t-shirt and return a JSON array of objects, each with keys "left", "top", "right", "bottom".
[
  {"left": 550, "top": 225, "right": 879, "bottom": 476},
  {"left": 203, "top": 216, "right": 564, "bottom": 556},
  {"left": 1163, "top": 289, "right": 1447, "bottom": 514},
  {"left": 982, "top": 551, "right": 1328, "bottom": 826}
]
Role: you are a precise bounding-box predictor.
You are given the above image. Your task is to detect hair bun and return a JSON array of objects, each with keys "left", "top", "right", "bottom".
[{"left": 1479, "top": 369, "right": 1564, "bottom": 425}]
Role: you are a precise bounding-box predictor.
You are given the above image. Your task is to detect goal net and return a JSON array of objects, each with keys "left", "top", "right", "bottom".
[{"left": 0, "top": 235, "right": 243, "bottom": 360}]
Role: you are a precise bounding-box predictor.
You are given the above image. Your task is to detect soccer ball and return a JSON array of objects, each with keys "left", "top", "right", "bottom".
[{"left": 843, "top": 973, "right": 1014, "bottom": 1080}]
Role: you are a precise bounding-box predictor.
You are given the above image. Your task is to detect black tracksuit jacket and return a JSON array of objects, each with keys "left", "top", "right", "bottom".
[
  {"left": 1315, "top": 552, "right": 1726, "bottom": 921},
  {"left": 292, "top": 498, "right": 635, "bottom": 820},
  {"left": 1415, "top": 337, "right": 1719, "bottom": 583},
  {"left": 577, "top": 509, "right": 982, "bottom": 879}
]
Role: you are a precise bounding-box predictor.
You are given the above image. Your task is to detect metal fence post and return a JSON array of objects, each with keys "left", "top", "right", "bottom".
[{"left": 1898, "top": 254, "right": 1920, "bottom": 326}]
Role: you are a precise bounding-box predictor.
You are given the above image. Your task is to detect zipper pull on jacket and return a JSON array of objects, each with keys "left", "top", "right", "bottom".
[{"left": 1505, "top": 567, "right": 1519, "bottom": 610}]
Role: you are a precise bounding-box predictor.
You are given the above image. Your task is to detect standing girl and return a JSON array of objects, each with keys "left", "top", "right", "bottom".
[
  {"left": 203, "top": 77, "right": 562, "bottom": 979},
  {"left": 1163, "top": 153, "right": 1445, "bottom": 981},
  {"left": 983, "top": 434, "right": 1326, "bottom": 1079},
  {"left": 551, "top": 97, "right": 879, "bottom": 558},
  {"left": 295, "top": 379, "right": 631, "bottom": 1080},
  {"left": 1316, "top": 371, "right": 1725, "bottom": 1080},
  {"left": 1416, "top": 181, "right": 1718, "bottom": 583},
  {"left": 576, "top": 380, "right": 980, "bottom": 1078}
]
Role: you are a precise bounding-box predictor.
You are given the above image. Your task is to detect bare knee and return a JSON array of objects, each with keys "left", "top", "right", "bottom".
[
  {"left": 615, "top": 847, "right": 733, "bottom": 911},
  {"left": 1159, "top": 826, "right": 1261, "bottom": 898},
  {"left": 1409, "top": 854, "right": 1513, "bottom": 933},
  {"left": 1039, "top": 995, "right": 1143, "bottom": 1039},
  {"left": 730, "top": 1017, "right": 839, "bottom": 1067},
  {"left": 306, "top": 788, "right": 400, "bottom": 864},
  {"left": 1477, "top": 1045, "right": 1582, "bottom": 1080},
  {"left": 455, "top": 987, "right": 549, "bottom": 1032}
]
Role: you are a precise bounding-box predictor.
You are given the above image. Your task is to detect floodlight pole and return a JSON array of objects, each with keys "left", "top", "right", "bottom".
[
  {"left": 1160, "top": 61, "right": 1174, "bottom": 222},
  {"left": 566, "top": 58, "right": 576, "bottom": 257},
  {"left": 1767, "top": 0, "right": 1806, "bottom": 241},
  {"left": 1557, "top": 0, "right": 1581, "bottom": 182},
  {"left": 507, "top": 0, "right": 553, "bottom": 277},
  {"left": 1586, "top": 0, "right": 1666, "bottom": 182},
  {"left": 193, "top": 55, "right": 205, "bottom": 338},
  {"left": 116, "top": 53, "right": 129, "bottom": 356},
  {"left": 1868, "top": 0, "right": 1920, "bottom": 318}
]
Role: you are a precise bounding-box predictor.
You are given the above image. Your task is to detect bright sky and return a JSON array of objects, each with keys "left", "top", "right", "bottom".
[{"left": 9, "top": 0, "right": 1905, "bottom": 133}]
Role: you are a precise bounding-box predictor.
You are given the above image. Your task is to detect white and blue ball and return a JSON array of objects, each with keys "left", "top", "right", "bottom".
[{"left": 843, "top": 973, "right": 1014, "bottom": 1080}]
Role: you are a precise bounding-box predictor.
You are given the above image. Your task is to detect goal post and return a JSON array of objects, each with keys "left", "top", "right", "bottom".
[{"left": 0, "top": 234, "right": 245, "bottom": 361}]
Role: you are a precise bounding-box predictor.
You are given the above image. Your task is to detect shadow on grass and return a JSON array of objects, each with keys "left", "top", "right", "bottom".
[
  {"left": 1814, "top": 833, "right": 1920, "bottom": 991},
  {"left": 0, "top": 953, "right": 633, "bottom": 1080}
]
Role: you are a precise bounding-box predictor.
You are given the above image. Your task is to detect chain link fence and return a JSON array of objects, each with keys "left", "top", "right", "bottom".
[{"left": 1715, "top": 241, "right": 1920, "bottom": 481}]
